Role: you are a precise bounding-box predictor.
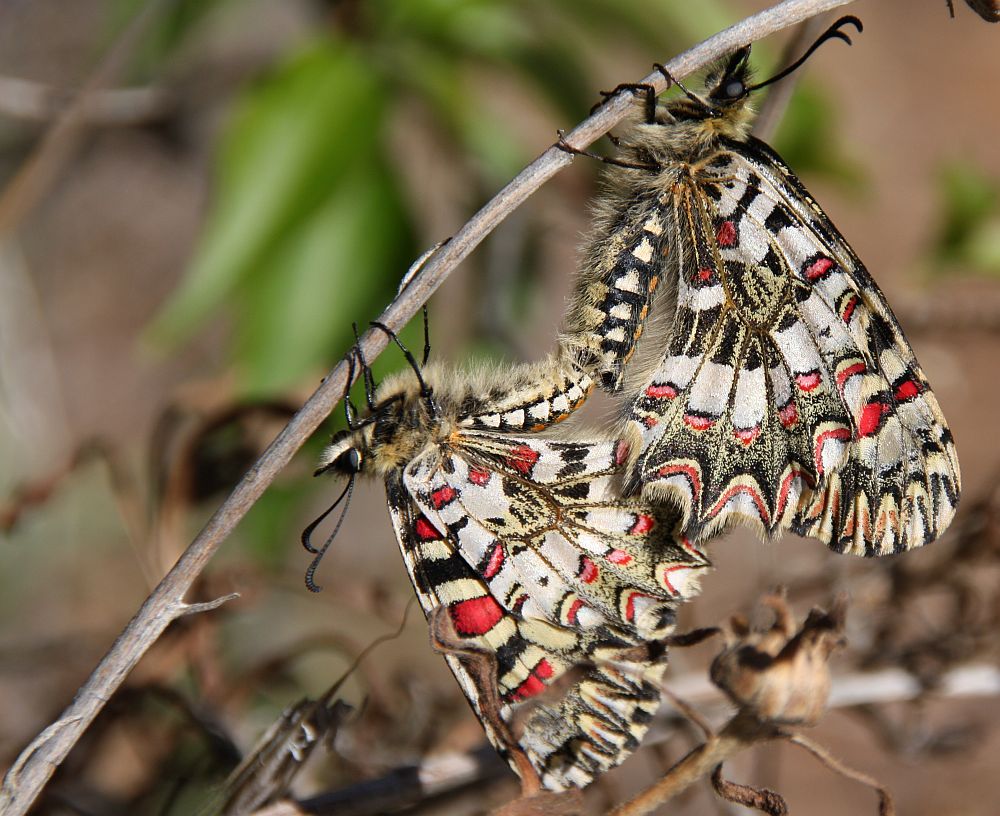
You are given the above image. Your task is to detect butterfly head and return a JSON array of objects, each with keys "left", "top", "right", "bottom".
[
  {"left": 304, "top": 372, "right": 438, "bottom": 591},
  {"left": 318, "top": 368, "right": 444, "bottom": 480},
  {"left": 666, "top": 46, "right": 755, "bottom": 124}
]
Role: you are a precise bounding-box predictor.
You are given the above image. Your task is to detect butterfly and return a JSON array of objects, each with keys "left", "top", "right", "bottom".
[
  {"left": 562, "top": 17, "right": 960, "bottom": 556},
  {"left": 307, "top": 328, "right": 710, "bottom": 790}
]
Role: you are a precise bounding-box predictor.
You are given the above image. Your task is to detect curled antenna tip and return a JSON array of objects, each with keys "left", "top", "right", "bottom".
[{"left": 305, "top": 558, "right": 323, "bottom": 593}]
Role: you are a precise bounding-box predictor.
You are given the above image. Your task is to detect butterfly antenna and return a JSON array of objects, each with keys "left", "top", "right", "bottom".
[
  {"left": 352, "top": 322, "right": 377, "bottom": 410},
  {"left": 301, "top": 477, "right": 353, "bottom": 554},
  {"left": 746, "top": 15, "right": 863, "bottom": 93},
  {"left": 303, "top": 474, "right": 356, "bottom": 592},
  {"left": 369, "top": 321, "right": 433, "bottom": 403}
]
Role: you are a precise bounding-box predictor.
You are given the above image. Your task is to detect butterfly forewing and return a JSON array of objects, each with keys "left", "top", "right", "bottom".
[{"left": 623, "top": 136, "right": 959, "bottom": 552}]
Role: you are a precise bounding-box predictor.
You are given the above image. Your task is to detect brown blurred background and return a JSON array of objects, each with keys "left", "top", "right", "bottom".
[{"left": 1, "top": 1, "right": 999, "bottom": 813}]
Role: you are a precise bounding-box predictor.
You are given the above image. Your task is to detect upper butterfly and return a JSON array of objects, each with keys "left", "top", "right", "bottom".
[
  {"left": 563, "top": 18, "right": 960, "bottom": 556},
  {"left": 308, "top": 333, "right": 709, "bottom": 790}
]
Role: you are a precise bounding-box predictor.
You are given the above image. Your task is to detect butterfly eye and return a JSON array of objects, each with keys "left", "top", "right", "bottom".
[
  {"left": 723, "top": 79, "right": 745, "bottom": 99},
  {"left": 344, "top": 448, "right": 362, "bottom": 473}
]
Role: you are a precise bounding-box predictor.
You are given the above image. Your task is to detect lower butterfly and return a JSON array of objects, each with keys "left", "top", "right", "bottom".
[{"left": 307, "top": 328, "right": 710, "bottom": 790}]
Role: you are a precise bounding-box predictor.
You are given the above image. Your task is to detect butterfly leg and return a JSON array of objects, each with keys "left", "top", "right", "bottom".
[
  {"left": 555, "top": 130, "right": 658, "bottom": 171},
  {"left": 428, "top": 606, "right": 544, "bottom": 795},
  {"left": 592, "top": 80, "right": 661, "bottom": 123}
]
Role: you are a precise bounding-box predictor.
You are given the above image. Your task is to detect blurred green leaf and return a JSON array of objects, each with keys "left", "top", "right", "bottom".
[
  {"left": 772, "top": 83, "right": 865, "bottom": 190},
  {"left": 929, "top": 160, "right": 1000, "bottom": 275},
  {"left": 552, "top": 0, "right": 733, "bottom": 55},
  {"left": 149, "top": 40, "right": 390, "bottom": 352},
  {"left": 111, "top": 0, "right": 230, "bottom": 76},
  {"left": 234, "top": 162, "right": 411, "bottom": 395}
]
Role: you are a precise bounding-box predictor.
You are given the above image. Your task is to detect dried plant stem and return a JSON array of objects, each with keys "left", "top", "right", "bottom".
[
  {"left": 0, "top": 76, "right": 170, "bottom": 126},
  {"left": 610, "top": 711, "right": 781, "bottom": 816},
  {"left": 0, "top": 0, "right": 176, "bottom": 234},
  {"left": 783, "top": 733, "right": 896, "bottom": 815},
  {"left": 0, "top": 1, "right": 856, "bottom": 813}
]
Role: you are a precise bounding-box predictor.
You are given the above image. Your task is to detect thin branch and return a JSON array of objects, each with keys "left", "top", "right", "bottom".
[
  {"left": 0, "top": 75, "right": 172, "bottom": 126},
  {"left": 610, "top": 712, "right": 781, "bottom": 816},
  {"left": 782, "top": 733, "right": 896, "bottom": 815},
  {"left": 0, "top": 1, "right": 856, "bottom": 813},
  {"left": 311, "top": 661, "right": 999, "bottom": 807},
  {"left": 0, "top": 0, "right": 177, "bottom": 234}
]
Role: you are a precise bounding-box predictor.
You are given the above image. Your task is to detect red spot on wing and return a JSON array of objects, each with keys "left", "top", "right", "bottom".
[
  {"left": 510, "top": 673, "right": 545, "bottom": 702},
  {"left": 696, "top": 267, "right": 713, "bottom": 282},
  {"left": 662, "top": 564, "right": 691, "bottom": 594},
  {"left": 836, "top": 362, "right": 866, "bottom": 390},
  {"left": 431, "top": 486, "right": 457, "bottom": 509},
  {"left": 414, "top": 516, "right": 443, "bottom": 541},
  {"left": 630, "top": 514, "right": 655, "bottom": 535},
  {"left": 841, "top": 294, "right": 859, "bottom": 323},
  {"left": 684, "top": 413, "right": 715, "bottom": 431},
  {"left": 644, "top": 416, "right": 659, "bottom": 428},
  {"left": 779, "top": 402, "right": 798, "bottom": 428},
  {"left": 657, "top": 463, "right": 702, "bottom": 501},
  {"left": 708, "top": 483, "right": 771, "bottom": 527},
  {"left": 482, "top": 543, "right": 505, "bottom": 579},
  {"left": 578, "top": 557, "right": 599, "bottom": 584},
  {"left": 716, "top": 220, "right": 737, "bottom": 247},
  {"left": 566, "top": 598, "right": 585, "bottom": 624},
  {"left": 734, "top": 426, "right": 760, "bottom": 446},
  {"left": 858, "top": 401, "right": 891, "bottom": 437},
  {"left": 624, "top": 591, "right": 654, "bottom": 622},
  {"left": 606, "top": 549, "right": 633, "bottom": 565},
  {"left": 449, "top": 595, "right": 504, "bottom": 636},
  {"left": 776, "top": 469, "right": 804, "bottom": 517},
  {"left": 795, "top": 371, "right": 821, "bottom": 392},
  {"left": 506, "top": 444, "right": 540, "bottom": 475},
  {"left": 805, "top": 256, "right": 835, "bottom": 280},
  {"left": 646, "top": 383, "right": 677, "bottom": 399},
  {"left": 894, "top": 379, "right": 920, "bottom": 402},
  {"left": 512, "top": 593, "right": 529, "bottom": 614},
  {"left": 624, "top": 592, "right": 637, "bottom": 621},
  {"left": 614, "top": 439, "right": 631, "bottom": 465},
  {"left": 468, "top": 467, "right": 491, "bottom": 486},
  {"left": 814, "top": 427, "right": 852, "bottom": 475},
  {"left": 507, "top": 658, "right": 555, "bottom": 702}
]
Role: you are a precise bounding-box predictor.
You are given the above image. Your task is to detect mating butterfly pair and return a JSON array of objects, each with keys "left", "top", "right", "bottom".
[{"left": 309, "top": 19, "right": 960, "bottom": 792}]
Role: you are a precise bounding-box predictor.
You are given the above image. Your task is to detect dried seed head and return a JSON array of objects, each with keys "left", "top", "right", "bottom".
[{"left": 710, "top": 595, "right": 847, "bottom": 726}]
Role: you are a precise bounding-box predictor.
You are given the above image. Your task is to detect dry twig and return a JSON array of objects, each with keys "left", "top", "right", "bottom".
[
  {"left": 611, "top": 596, "right": 850, "bottom": 816},
  {"left": 0, "top": 0, "right": 177, "bottom": 234},
  {"left": 0, "top": 2, "right": 857, "bottom": 813}
]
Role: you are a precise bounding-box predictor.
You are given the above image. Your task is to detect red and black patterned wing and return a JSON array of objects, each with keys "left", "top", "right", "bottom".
[
  {"left": 741, "top": 137, "right": 961, "bottom": 554},
  {"left": 431, "top": 434, "right": 709, "bottom": 640},
  {"left": 386, "top": 434, "right": 709, "bottom": 789},
  {"left": 627, "top": 138, "right": 959, "bottom": 554}
]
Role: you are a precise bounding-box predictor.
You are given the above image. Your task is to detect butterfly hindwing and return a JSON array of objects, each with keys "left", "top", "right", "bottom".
[
  {"left": 612, "top": 134, "right": 959, "bottom": 553},
  {"left": 385, "top": 433, "right": 710, "bottom": 789}
]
